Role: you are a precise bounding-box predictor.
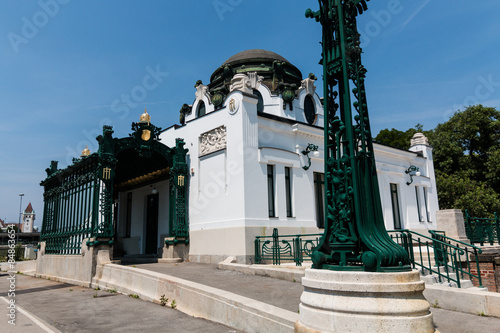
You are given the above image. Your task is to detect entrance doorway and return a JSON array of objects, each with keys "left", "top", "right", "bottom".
[{"left": 145, "top": 193, "right": 159, "bottom": 254}]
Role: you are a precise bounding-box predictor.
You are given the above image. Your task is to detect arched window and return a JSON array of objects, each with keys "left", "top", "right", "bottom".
[
  {"left": 253, "top": 89, "right": 264, "bottom": 113},
  {"left": 197, "top": 101, "right": 206, "bottom": 117},
  {"left": 304, "top": 95, "right": 316, "bottom": 125}
]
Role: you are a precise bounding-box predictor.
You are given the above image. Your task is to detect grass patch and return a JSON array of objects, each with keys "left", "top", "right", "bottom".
[{"left": 129, "top": 294, "right": 139, "bottom": 299}]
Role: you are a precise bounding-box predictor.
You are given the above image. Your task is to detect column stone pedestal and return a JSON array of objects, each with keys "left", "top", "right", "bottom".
[
  {"left": 159, "top": 237, "right": 188, "bottom": 263},
  {"left": 295, "top": 269, "right": 437, "bottom": 333}
]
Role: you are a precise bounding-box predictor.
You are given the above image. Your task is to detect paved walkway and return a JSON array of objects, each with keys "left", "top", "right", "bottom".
[
  {"left": 0, "top": 271, "right": 242, "bottom": 333},
  {"left": 2, "top": 261, "right": 500, "bottom": 332},
  {"left": 127, "top": 261, "right": 500, "bottom": 333},
  {"left": 126, "top": 261, "right": 302, "bottom": 313}
]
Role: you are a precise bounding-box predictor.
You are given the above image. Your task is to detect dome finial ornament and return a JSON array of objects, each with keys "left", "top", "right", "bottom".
[
  {"left": 81, "top": 145, "right": 91, "bottom": 157},
  {"left": 140, "top": 107, "right": 151, "bottom": 124}
]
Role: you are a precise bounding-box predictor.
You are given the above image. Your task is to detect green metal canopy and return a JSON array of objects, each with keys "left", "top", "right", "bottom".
[{"left": 40, "top": 120, "right": 189, "bottom": 255}]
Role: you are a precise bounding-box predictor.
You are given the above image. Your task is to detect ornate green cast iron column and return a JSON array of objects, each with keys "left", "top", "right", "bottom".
[
  {"left": 169, "top": 138, "right": 189, "bottom": 239},
  {"left": 306, "top": 0, "right": 410, "bottom": 272},
  {"left": 95, "top": 125, "right": 117, "bottom": 240}
]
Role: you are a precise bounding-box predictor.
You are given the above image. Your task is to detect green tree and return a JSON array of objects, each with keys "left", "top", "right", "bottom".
[
  {"left": 374, "top": 124, "right": 424, "bottom": 150},
  {"left": 429, "top": 105, "right": 500, "bottom": 182},
  {"left": 436, "top": 173, "right": 500, "bottom": 216},
  {"left": 429, "top": 105, "right": 500, "bottom": 217}
]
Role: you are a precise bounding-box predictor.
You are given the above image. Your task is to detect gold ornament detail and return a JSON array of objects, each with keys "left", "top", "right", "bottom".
[
  {"left": 140, "top": 107, "right": 151, "bottom": 124},
  {"left": 141, "top": 129, "right": 151, "bottom": 141},
  {"left": 81, "top": 145, "right": 91, "bottom": 157}
]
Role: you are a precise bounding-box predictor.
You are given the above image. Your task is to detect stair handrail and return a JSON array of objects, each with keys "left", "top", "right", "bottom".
[
  {"left": 391, "top": 229, "right": 465, "bottom": 253},
  {"left": 428, "top": 229, "right": 483, "bottom": 288},
  {"left": 388, "top": 229, "right": 483, "bottom": 288},
  {"left": 389, "top": 229, "right": 462, "bottom": 286},
  {"left": 428, "top": 230, "right": 483, "bottom": 254}
]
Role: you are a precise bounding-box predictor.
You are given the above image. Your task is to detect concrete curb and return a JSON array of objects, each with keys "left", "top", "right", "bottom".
[
  {"left": 0, "top": 260, "right": 37, "bottom": 273},
  {"left": 93, "top": 263, "right": 298, "bottom": 333},
  {"left": 424, "top": 284, "right": 500, "bottom": 317}
]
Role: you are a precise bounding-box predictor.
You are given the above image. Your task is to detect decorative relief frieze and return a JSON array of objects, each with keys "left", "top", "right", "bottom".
[{"left": 199, "top": 126, "right": 227, "bottom": 156}]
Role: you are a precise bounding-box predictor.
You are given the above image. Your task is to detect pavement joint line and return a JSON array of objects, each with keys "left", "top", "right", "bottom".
[{"left": 0, "top": 296, "right": 62, "bottom": 333}]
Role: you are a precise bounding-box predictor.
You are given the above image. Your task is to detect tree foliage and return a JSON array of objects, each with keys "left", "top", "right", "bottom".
[
  {"left": 375, "top": 105, "right": 500, "bottom": 217},
  {"left": 374, "top": 124, "right": 423, "bottom": 150}
]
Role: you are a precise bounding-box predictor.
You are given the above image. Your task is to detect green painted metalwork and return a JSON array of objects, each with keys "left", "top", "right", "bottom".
[
  {"left": 301, "top": 143, "right": 319, "bottom": 170},
  {"left": 254, "top": 228, "right": 322, "bottom": 266},
  {"left": 405, "top": 165, "right": 420, "bottom": 186},
  {"left": 306, "top": 0, "right": 410, "bottom": 271},
  {"left": 41, "top": 121, "right": 189, "bottom": 254},
  {"left": 388, "top": 229, "right": 483, "bottom": 288},
  {"left": 168, "top": 138, "right": 189, "bottom": 239},
  {"left": 464, "top": 210, "right": 500, "bottom": 245},
  {"left": 40, "top": 155, "right": 99, "bottom": 254}
]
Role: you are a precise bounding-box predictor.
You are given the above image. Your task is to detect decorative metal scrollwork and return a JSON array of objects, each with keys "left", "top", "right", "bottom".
[{"left": 306, "top": 0, "right": 410, "bottom": 272}]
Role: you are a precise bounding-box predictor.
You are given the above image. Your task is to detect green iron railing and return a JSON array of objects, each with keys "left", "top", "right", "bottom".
[
  {"left": 40, "top": 155, "right": 113, "bottom": 255},
  {"left": 388, "top": 229, "right": 483, "bottom": 288},
  {"left": 254, "top": 228, "right": 322, "bottom": 266},
  {"left": 464, "top": 209, "right": 500, "bottom": 246}
]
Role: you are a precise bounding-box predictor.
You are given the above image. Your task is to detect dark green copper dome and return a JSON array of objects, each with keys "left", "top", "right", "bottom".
[{"left": 209, "top": 49, "right": 303, "bottom": 94}]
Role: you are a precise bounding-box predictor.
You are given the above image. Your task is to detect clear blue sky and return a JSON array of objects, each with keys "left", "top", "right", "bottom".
[{"left": 1, "top": 1, "right": 499, "bottom": 227}]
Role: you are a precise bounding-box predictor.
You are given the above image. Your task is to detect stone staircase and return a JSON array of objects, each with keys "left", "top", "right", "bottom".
[{"left": 413, "top": 246, "right": 475, "bottom": 289}]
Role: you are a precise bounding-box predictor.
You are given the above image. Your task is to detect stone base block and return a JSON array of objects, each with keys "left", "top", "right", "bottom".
[
  {"left": 436, "top": 209, "right": 470, "bottom": 243},
  {"left": 161, "top": 238, "right": 189, "bottom": 261},
  {"left": 296, "top": 269, "right": 436, "bottom": 333}
]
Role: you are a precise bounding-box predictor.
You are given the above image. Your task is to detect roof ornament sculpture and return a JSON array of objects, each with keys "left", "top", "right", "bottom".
[
  {"left": 81, "top": 145, "right": 91, "bottom": 157},
  {"left": 139, "top": 107, "right": 151, "bottom": 124}
]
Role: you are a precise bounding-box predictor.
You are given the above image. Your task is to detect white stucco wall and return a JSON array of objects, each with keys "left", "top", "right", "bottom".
[
  {"left": 161, "top": 75, "right": 439, "bottom": 262},
  {"left": 374, "top": 144, "right": 438, "bottom": 232}
]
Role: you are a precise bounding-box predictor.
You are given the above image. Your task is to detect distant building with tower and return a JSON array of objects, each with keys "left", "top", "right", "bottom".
[{"left": 22, "top": 203, "right": 35, "bottom": 233}]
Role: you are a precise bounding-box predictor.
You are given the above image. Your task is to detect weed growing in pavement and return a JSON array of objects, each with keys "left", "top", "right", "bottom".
[
  {"left": 431, "top": 300, "right": 440, "bottom": 308},
  {"left": 170, "top": 299, "right": 177, "bottom": 309},
  {"left": 129, "top": 294, "right": 139, "bottom": 299},
  {"left": 160, "top": 294, "right": 168, "bottom": 306}
]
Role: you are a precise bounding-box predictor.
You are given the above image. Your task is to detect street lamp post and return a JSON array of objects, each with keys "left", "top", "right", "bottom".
[{"left": 18, "top": 193, "right": 24, "bottom": 243}]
